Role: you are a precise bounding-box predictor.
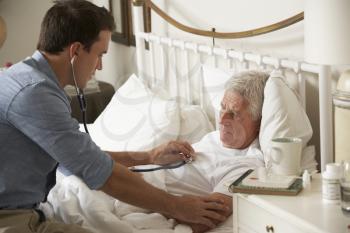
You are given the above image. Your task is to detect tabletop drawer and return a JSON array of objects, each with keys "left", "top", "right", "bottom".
[{"left": 235, "top": 196, "right": 307, "bottom": 233}]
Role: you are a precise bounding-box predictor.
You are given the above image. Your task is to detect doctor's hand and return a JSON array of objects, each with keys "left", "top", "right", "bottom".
[
  {"left": 149, "top": 140, "right": 195, "bottom": 165},
  {"left": 170, "top": 195, "right": 228, "bottom": 229}
]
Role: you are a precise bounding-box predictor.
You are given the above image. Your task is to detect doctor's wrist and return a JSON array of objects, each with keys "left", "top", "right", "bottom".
[{"left": 165, "top": 195, "right": 181, "bottom": 218}]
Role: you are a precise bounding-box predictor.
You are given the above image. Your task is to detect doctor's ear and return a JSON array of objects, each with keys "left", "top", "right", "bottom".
[
  {"left": 69, "top": 42, "right": 82, "bottom": 59},
  {"left": 70, "top": 55, "right": 76, "bottom": 65}
]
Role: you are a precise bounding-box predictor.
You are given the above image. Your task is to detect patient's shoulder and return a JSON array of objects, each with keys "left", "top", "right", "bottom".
[
  {"left": 245, "top": 138, "right": 264, "bottom": 160},
  {"left": 193, "top": 130, "right": 220, "bottom": 147},
  {"left": 249, "top": 138, "right": 260, "bottom": 149}
]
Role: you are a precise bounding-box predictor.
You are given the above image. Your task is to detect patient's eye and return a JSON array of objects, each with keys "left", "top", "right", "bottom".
[
  {"left": 220, "top": 102, "right": 237, "bottom": 119},
  {"left": 220, "top": 109, "right": 236, "bottom": 119},
  {"left": 220, "top": 102, "right": 225, "bottom": 109}
]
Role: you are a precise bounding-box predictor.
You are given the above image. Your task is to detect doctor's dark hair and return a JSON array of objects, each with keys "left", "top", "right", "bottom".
[
  {"left": 225, "top": 71, "right": 269, "bottom": 121},
  {"left": 37, "top": 0, "right": 115, "bottom": 54}
]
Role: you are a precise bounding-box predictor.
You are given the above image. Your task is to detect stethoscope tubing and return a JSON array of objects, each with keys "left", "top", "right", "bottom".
[
  {"left": 129, "top": 160, "right": 187, "bottom": 172},
  {"left": 71, "top": 56, "right": 90, "bottom": 135},
  {"left": 78, "top": 93, "right": 89, "bottom": 134}
]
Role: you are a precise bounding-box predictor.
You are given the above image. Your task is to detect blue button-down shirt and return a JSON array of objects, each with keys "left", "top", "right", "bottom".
[{"left": 0, "top": 51, "right": 114, "bottom": 209}]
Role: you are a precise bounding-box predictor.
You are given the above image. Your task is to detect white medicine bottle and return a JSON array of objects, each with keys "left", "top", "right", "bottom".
[{"left": 322, "top": 163, "right": 343, "bottom": 203}]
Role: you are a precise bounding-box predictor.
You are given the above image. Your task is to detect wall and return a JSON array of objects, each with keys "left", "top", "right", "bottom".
[
  {"left": 0, "top": 0, "right": 52, "bottom": 65},
  {"left": 153, "top": 0, "right": 304, "bottom": 60},
  {"left": 0, "top": 0, "right": 135, "bottom": 87}
]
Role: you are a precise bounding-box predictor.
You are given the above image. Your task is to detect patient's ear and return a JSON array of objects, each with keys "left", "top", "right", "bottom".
[{"left": 256, "top": 120, "right": 261, "bottom": 133}]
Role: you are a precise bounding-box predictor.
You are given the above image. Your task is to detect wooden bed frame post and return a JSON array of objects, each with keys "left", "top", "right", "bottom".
[
  {"left": 319, "top": 65, "right": 333, "bottom": 171},
  {"left": 132, "top": 0, "right": 146, "bottom": 81}
]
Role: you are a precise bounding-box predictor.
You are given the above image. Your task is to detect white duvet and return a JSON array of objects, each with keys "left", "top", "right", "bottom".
[
  {"left": 47, "top": 171, "right": 193, "bottom": 233},
  {"left": 47, "top": 170, "right": 237, "bottom": 233}
]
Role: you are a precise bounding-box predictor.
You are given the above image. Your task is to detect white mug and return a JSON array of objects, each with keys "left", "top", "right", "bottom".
[{"left": 267, "top": 137, "right": 302, "bottom": 176}]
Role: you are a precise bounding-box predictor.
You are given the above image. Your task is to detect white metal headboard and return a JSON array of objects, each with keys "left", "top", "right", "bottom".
[{"left": 132, "top": 4, "right": 333, "bottom": 172}]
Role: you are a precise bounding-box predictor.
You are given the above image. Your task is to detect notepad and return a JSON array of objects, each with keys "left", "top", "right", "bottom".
[
  {"left": 242, "top": 169, "right": 296, "bottom": 189},
  {"left": 229, "top": 169, "right": 303, "bottom": 196}
]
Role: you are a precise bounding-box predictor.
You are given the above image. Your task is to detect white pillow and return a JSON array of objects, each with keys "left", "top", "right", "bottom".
[
  {"left": 90, "top": 74, "right": 180, "bottom": 151},
  {"left": 202, "top": 66, "right": 313, "bottom": 151},
  {"left": 201, "top": 65, "right": 234, "bottom": 129},
  {"left": 259, "top": 71, "right": 313, "bottom": 155},
  {"left": 178, "top": 105, "right": 214, "bottom": 144}
]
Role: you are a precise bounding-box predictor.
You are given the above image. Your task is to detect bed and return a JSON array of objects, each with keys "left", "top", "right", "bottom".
[{"left": 45, "top": 1, "right": 333, "bottom": 233}]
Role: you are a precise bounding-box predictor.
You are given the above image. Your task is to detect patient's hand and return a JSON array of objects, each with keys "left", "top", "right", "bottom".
[
  {"left": 178, "top": 193, "right": 232, "bottom": 233},
  {"left": 149, "top": 140, "right": 195, "bottom": 165}
]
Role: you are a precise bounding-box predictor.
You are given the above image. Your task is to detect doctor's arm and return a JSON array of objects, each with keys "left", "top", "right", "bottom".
[{"left": 105, "top": 140, "right": 195, "bottom": 167}]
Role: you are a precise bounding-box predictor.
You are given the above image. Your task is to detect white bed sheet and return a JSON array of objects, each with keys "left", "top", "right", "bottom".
[
  {"left": 47, "top": 169, "right": 233, "bottom": 233},
  {"left": 47, "top": 172, "right": 192, "bottom": 233}
]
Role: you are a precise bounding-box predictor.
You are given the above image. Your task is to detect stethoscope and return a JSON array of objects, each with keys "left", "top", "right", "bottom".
[
  {"left": 71, "top": 55, "right": 89, "bottom": 134},
  {"left": 130, "top": 153, "right": 193, "bottom": 172},
  {"left": 70, "top": 56, "right": 191, "bottom": 172}
]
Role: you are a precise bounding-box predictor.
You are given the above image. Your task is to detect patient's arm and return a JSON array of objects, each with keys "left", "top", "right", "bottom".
[{"left": 177, "top": 192, "right": 232, "bottom": 233}]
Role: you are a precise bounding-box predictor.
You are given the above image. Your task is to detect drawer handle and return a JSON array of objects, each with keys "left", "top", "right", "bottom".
[{"left": 266, "top": 225, "right": 274, "bottom": 232}]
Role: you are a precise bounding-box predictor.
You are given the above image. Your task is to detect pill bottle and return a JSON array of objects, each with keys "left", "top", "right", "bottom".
[
  {"left": 302, "top": 170, "right": 311, "bottom": 190},
  {"left": 322, "top": 163, "right": 343, "bottom": 203}
]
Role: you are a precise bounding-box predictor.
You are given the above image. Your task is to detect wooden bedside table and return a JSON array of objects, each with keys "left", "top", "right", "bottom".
[
  {"left": 232, "top": 175, "right": 350, "bottom": 233},
  {"left": 67, "top": 81, "right": 115, "bottom": 123}
]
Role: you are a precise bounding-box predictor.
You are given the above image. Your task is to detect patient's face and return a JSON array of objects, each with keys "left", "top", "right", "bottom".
[{"left": 219, "top": 91, "right": 260, "bottom": 149}]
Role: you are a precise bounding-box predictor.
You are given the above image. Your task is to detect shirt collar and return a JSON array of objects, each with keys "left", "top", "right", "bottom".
[{"left": 31, "top": 50, "right": 61, "bottom": 88}]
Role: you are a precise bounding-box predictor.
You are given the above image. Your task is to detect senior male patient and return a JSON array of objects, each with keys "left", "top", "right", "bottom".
[{"left": 159, "top": 70, "right": 269, "bottom": 233}]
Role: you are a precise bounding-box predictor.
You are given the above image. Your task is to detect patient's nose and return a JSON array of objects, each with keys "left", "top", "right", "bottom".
[{"left": 219, "top": 111, "right": 231, "bottom": 125}]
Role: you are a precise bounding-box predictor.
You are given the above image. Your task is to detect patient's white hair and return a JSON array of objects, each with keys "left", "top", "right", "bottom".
[{"left": 225, "top": 70, "right": 269, "bottom": 121}]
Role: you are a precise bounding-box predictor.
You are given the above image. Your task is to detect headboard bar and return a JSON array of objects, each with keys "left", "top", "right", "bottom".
[
  {"left": 183, "top": 50, "right": 193, "bottom": 104},
  {"left": 198, "top": 45, "right": 213, "bottom": 55},
  {"left": 136, "top": 32, "right": 321, "bottom": 73},
  {"left": 319, "top": 65, "right": 333, "bottom": 171},
  {"left": 300, "top": 63, "right": 320, "bottom": 74},
  {"left": 143, "top": 0, "right": 304, "bottom": 39},
  {"left": 244, "top": 53, "right": 262, "bottom": 65},
  {"left": 228, "top": 50, "right": 245, "bottom": 61},
  {"left": 298, "top": 73, "right": 306, "bottom": 108},
  {"left": 262, "top": 57, "right": 280, "bottom": 69},
  {"left": 137, "top": 32, "right": 315, "bottom": 109},
  {"left": 149, "top": 42, "right": 156, "bottom": 87}
]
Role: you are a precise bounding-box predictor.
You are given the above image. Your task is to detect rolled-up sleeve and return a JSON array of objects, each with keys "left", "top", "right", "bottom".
[{"left": 7, "top": 81, "right": 114, "bottom": 190}]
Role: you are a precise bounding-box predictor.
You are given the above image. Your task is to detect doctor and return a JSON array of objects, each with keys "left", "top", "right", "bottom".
[{"left": 0, "top": 0, "right": 227, "bottom": 232}]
